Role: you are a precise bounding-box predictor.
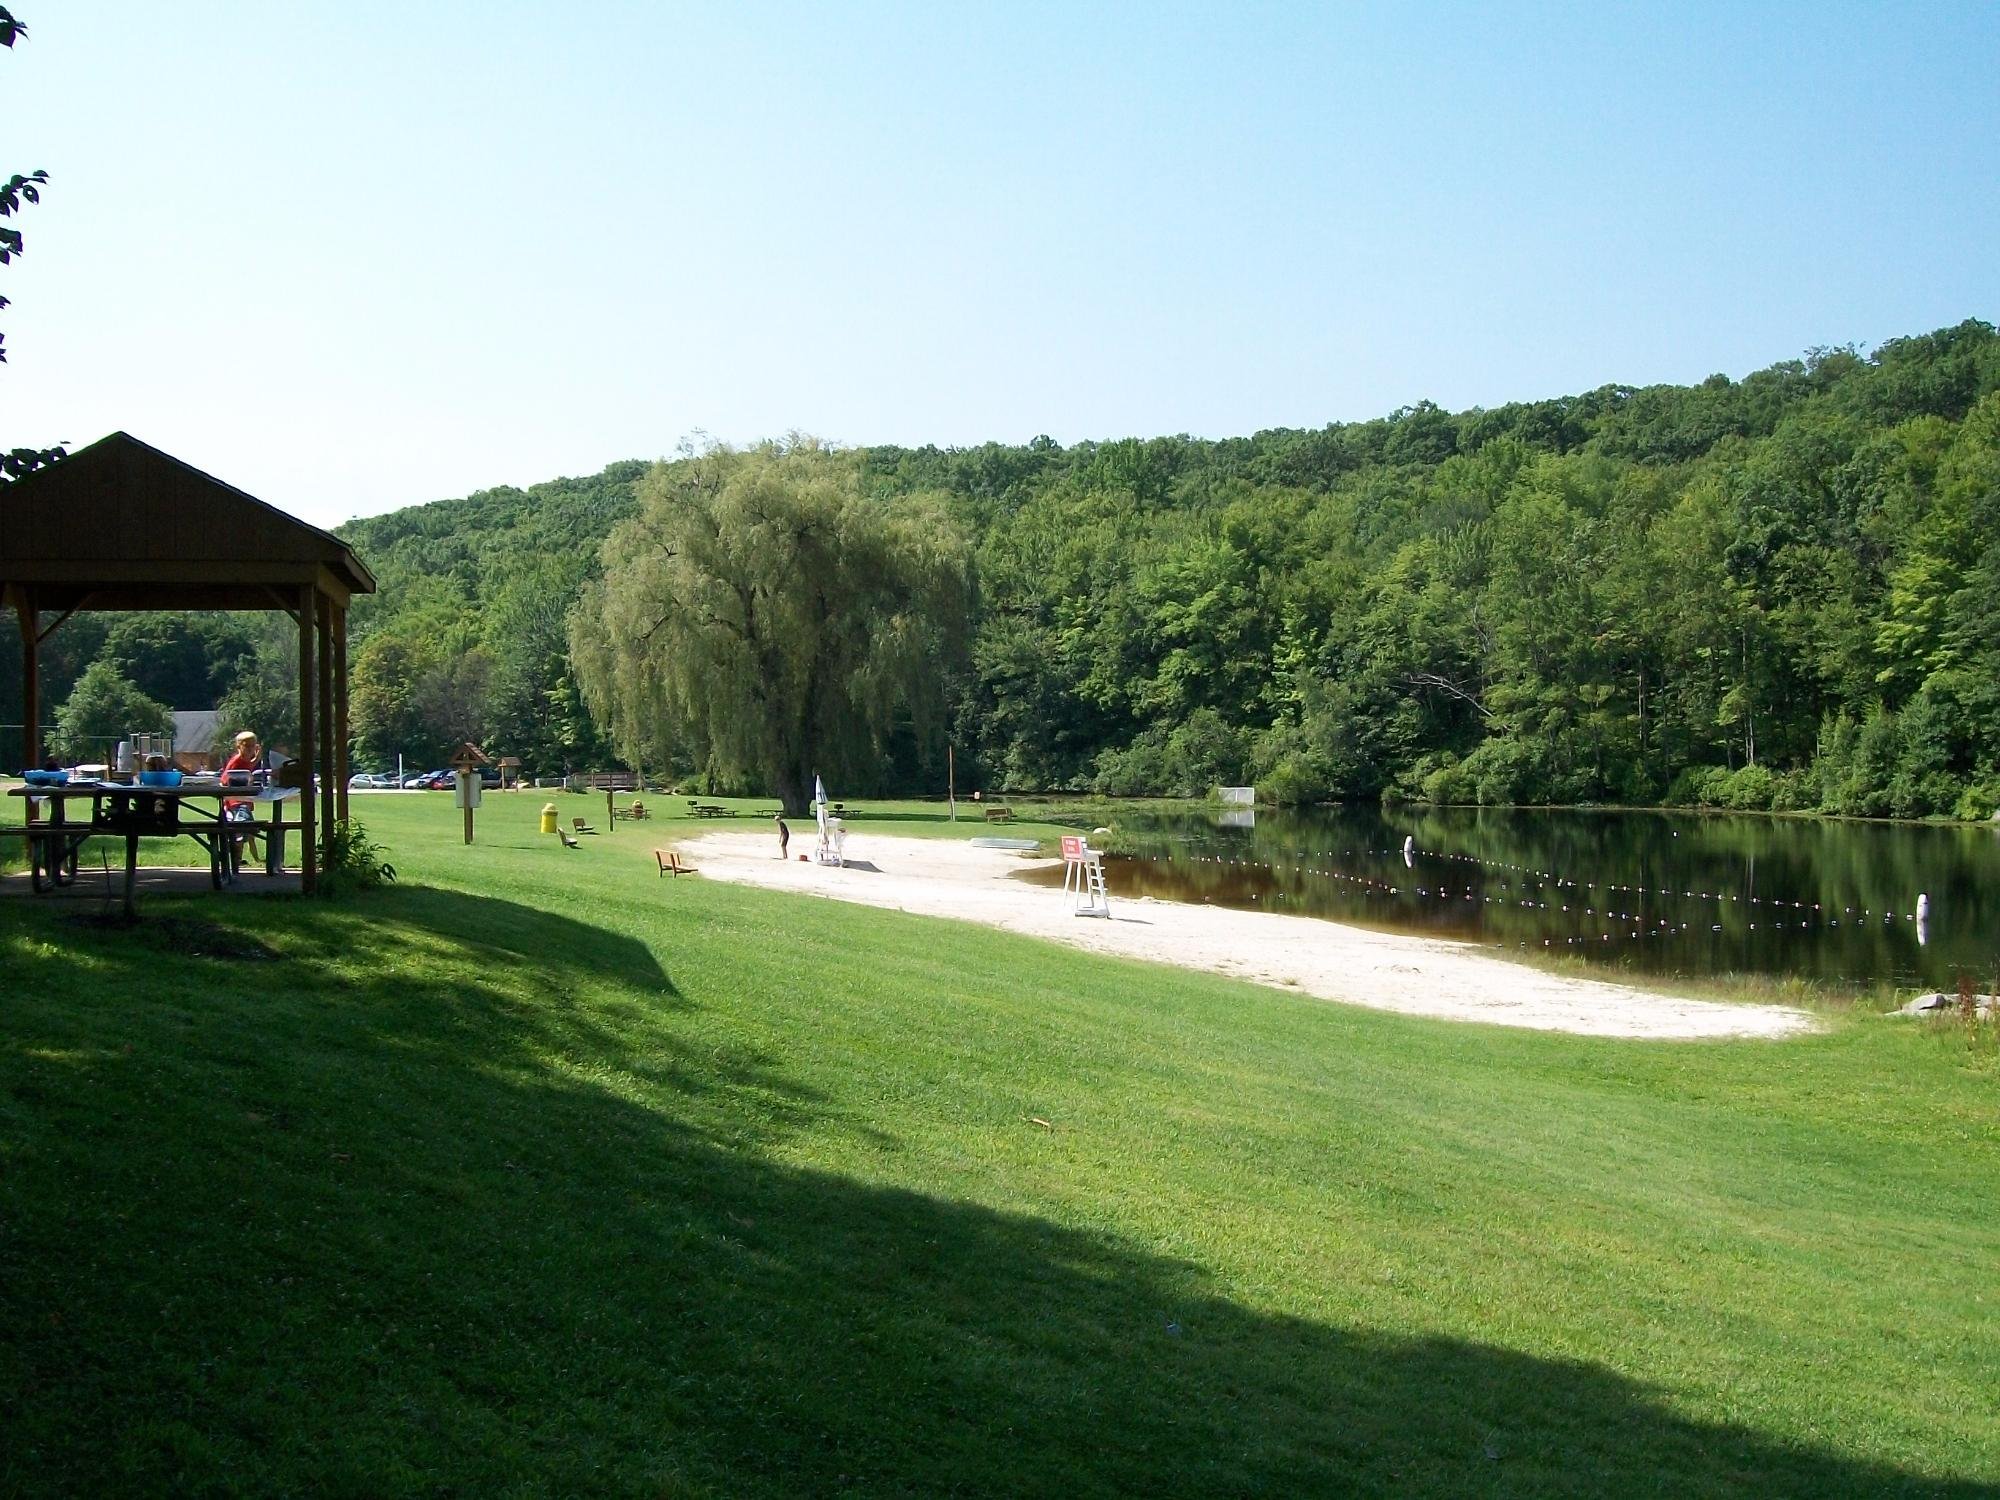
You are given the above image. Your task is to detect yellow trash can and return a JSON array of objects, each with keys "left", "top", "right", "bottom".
[{"left": 540, "top": 803, "right": 559, "bottom": 835}]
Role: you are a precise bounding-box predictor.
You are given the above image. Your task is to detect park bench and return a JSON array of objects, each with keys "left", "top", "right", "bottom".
[
  {"left": 571, "top": 772, "right": 638, "bottom": 792},
  {"left": 982, "top": 806, "right": 1014, "bottom": 822},
  {"left": 654, "top": 848, "right": 695, "bottom": 877}
]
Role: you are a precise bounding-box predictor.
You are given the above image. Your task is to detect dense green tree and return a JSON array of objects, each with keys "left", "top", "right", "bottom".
[
  {"left": 51, "top": 660, "right": 172, "bottom": 762},
  {"left": 350, "top": 631, "right": 441, "bottom": 769},
  {"left": 571, "top": 440, "right": 971, "bottom": 814},
  {"left": 212, "top": 616, "right": 299, "bottom": 761},
  {"left": 91, "top": 613, "right": 259, "bottom": 709},
  {"left": 412, "top": 647, "right": 492, "bottom": 758},
  {"left": 481, "top": 559, "right": 610, "bottom": 773}
]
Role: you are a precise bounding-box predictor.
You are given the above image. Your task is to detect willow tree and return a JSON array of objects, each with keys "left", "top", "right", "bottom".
[{"left": 570, "top": 440, "right": 971, "bottom": 814}]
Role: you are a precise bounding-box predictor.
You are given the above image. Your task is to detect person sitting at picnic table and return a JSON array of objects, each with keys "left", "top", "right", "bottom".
[
  {"left": 221, "top": 731, "right": 263, "bottom": 867},
  {"left": 222, "top": 730, "right": 263, "bottom": 793}
]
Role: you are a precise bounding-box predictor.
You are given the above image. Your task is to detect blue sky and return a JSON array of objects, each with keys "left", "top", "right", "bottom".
[{"left": 4, "top": 2, "right": 1995, "bottom": 527}]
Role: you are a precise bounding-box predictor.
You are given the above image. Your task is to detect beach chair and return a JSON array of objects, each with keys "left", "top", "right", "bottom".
[{"left": 654, "top": 848, "right": 695, "bottom": 877}]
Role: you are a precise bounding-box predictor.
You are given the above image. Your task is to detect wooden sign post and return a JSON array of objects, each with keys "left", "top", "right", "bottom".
[{"left": 451, "top": 742, "right": 490, "bottom": 845}]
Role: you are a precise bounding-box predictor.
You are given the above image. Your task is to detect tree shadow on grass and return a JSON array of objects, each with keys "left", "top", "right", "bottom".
[{"left": 0, "top": 889, "right": 1992, "bottom": 1497}]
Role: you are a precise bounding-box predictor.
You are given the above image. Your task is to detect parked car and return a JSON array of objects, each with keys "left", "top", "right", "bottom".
[
  {"left": 348, "top": 771, "right": 397, "bottom": 789},
  {"left": 404, "top": 770, "right": 450, "bottom": 789}
]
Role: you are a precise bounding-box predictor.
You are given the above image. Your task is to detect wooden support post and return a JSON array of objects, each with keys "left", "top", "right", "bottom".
[
  {"left": 121, "top": 834, "right": 139, "bottom": 920},
  {"left": 317, "top": 592, "right": 336, "bottom": 848},
  {"left": 299, "top": 586, "right": 317, "bottom": 894},
  {"left": 334, "top": 603, "right": 350, "bottom": 823},
  {"left": 18, "top": 592, "right": 38, "bottom": 824}
]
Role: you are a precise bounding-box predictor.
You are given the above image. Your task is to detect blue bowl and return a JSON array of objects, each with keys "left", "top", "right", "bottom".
[
  {"left": 22, "top": 769, "right": 67, "bottom": 786},
  {"left": 138, "top": 769, "right": 184, "bottom": 787}
]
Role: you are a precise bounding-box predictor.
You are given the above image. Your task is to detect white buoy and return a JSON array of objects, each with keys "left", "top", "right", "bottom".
[
  {"left": 1916, "top": 892, "right": 1930, "bottom": 920},
  {"left": 1403, "top": 835, "right": 1415, "bottom": 868}
]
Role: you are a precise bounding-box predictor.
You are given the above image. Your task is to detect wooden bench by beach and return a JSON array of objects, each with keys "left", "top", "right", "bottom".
[
  {"left": 654, "top": 848, "right": 695, "bottom": 877},
  {"left": 982, "top": 806, "right": 1013, "bottom": 822},
  {"left": 571, "top": 771, "right": 640, "bottom": 792}
]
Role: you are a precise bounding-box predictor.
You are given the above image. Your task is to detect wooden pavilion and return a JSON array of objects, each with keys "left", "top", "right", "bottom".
[{"left": 1, "top": 432, "right": 376, "bottom": 893}]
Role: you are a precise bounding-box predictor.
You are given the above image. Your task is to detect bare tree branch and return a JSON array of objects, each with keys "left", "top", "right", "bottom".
[{"left": 1405, "top": 671, "right": 1495, "bottom": 719}]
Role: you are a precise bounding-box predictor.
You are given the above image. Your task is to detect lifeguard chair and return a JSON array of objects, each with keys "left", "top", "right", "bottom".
[
  {"left": 815, "top": 814, "right": 846, "bottom": 867},
  {"left": 1061, "top": 835, "right": 1110, "bottom": 918}
]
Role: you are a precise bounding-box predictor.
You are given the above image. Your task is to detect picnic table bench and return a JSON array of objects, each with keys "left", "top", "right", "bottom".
[{"left": 6, "top": 778, "right": 301, "bottom": 917}]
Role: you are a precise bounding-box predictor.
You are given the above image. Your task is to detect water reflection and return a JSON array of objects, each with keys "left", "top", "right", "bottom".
[{"left": 1022, "top": 804, "right": 2000, "bottom": 992}]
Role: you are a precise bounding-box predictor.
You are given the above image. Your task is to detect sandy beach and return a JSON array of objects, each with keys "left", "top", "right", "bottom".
[{"left": 676, "top": 829, "right": 1816, "bottom": 1041}]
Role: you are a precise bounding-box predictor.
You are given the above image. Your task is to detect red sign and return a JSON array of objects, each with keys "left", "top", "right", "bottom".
[{"left": 1061, "top": 836, "right": 1084, "bottom": 861}]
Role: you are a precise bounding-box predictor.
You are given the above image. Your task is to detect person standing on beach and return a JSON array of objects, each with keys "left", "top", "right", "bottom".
[{"left": 774, "top": 812, "right": 790, "bottom": 860}]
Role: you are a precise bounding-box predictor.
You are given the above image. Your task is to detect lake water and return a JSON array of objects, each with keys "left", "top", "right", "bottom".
[{"left": 1026, "top": 803, "right": 2000, "bottom": 994}]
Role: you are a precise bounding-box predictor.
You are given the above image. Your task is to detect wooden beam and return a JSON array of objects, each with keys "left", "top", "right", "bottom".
[
  {"left": 313, "top": 563, "right": 355, "bottom": 610},
  {"left": 299, "top": 584, "right": 317, "bottom": 894},
  {"left": 34, "top": 601, "right": 87, "bottom": 645},
  {"left": 18, "top": 584, "right": 319, "bottom": 614},
  {"left": 4, "top": 558, "right": 325, "bottom": 586}
]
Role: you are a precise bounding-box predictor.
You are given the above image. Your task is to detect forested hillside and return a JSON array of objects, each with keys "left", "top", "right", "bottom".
[
  {"left": 9, "top": 321, "right": 1998, "bottom": 817},
  {"left": 858, "top": 319, "right": 2000, "bottom": 817}
]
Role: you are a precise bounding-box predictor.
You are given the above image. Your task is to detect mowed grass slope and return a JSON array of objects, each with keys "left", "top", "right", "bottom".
[{"left": 2, "top": 791, "right": 1996, "bottom": 1496}]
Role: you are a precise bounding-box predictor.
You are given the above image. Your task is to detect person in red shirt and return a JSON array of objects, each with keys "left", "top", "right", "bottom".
[{"left": 221, "top": 730, "right": 262, "bottom": 873}]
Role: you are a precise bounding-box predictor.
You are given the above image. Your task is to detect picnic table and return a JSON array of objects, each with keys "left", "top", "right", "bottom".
[
  {"left": 7, "top": 777, "right": 302, "bottom": 918},
  {"left": 687, "top": 800, "right": 737, "bottom": 818}
]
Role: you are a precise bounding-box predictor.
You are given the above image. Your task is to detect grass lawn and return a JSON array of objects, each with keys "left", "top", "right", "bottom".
[{"left": 3, "top": 788, "right": 1997, "bottom": 1495}]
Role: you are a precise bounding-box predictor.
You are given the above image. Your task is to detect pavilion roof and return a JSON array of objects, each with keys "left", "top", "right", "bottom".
[{"left": 0, "top": 431, "right": 375, "bottom": 613}]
